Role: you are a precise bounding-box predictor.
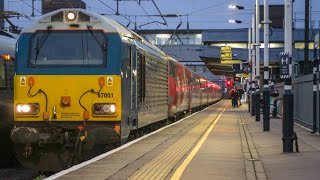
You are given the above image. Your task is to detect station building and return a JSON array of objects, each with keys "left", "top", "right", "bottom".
[{"left": 137, "top": 28, "right": 318, "bottom": 86}]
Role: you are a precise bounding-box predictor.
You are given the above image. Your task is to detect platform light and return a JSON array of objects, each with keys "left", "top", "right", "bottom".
[
  {"left": 4, "top": 54, "right": 11, "bottom": 61},
  {"left": 229, "top": 19, "right": 242, "bottom": 24},
  {"left": 228, "top": 5, "right": 245, "bottom": 10},
  {"left": 229, "top": 5, "right": 236, "bottom": 9},
  {"left": 1, "top": 54, "right": 11, "bottom": 61}
]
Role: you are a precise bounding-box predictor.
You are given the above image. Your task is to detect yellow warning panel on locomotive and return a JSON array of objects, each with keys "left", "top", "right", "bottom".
[{"left": 14, "top": 75, "right": 122, "bottom": 122}]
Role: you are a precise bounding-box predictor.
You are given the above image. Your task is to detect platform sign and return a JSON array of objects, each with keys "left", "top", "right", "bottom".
[
  {"left": 220, "top": 46, "right": 242, "bottom": 64},
  {"left": 220, "top": 46, "right": 232, "bottom": 64},
  {"left": 280, "top": 52, "right": 290, "bottom": 79}
]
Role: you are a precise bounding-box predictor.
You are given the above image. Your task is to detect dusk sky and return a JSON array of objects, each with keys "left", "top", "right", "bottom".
[{"left": 3, "top": 0, "right": 320, "bottom": 30}]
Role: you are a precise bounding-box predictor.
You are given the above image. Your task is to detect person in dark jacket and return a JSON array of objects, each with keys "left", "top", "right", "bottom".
[
  {"left": 231, "top": 89, "right": 239, "bottom": 108},
  {"left": 238, "top": 88, "right": 244, "bottom": 106}
]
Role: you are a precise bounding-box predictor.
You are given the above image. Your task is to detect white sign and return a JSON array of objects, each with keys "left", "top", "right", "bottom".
[
  {"left": 107, "top": 77, "right": 113, "bottom": 86},
  {"left": 20, "top": 77, "right": 26, "bottom": 86}
]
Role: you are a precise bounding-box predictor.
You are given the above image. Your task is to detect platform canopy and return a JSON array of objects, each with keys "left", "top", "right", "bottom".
[{"left": 200, "top": 56, "right": 236, "bottom": 77}]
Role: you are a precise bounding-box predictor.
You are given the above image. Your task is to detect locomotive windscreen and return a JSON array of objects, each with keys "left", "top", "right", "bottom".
[{"left": 28, "top": 30, "right": 107, "bottom": 67}]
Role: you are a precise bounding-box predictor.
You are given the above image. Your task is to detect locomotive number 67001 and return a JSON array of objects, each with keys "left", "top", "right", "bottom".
[{"left": 98, "top": 92, "right": 114, "bottom": 98}]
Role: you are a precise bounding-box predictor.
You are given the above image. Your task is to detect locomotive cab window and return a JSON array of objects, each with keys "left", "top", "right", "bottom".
[{"left": 29, "top": 30, "right": 107, "bottom": 67}]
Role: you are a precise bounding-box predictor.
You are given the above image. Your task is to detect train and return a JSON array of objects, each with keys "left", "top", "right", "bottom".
[
  {"left": 10, "top": 9, "right": 222, "bottom": 171},
  {"left": 0, "top": 30, "right": 18, "bottom": 56},
  {"left": 0, "top": 30, "right": 17, "bottom": 167},
  {"left": 0, "top": 30, "right": 16, "bottom": 90}
]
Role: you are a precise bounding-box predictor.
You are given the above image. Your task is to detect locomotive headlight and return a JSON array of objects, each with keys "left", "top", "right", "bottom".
[
  {"left": 21, "top": 104, "right": 31, "bottom": 113},
  {"left": 110, "top": 104, "right": 116, "bottom": 113},
  {"left": 66, "top": 11, "right": 76, "bottom": 21},
  {"left": 17, "top": 105, "right": 22, "bottom": 113},
  {"left": 16, "top": 103, "right": 40, "bottom": 114},
  {"left": 102, "top": 104, "right": 110, "bottom": 112},
  {"left": 93, "top": 103, "right": 117, "bottom": 115}
]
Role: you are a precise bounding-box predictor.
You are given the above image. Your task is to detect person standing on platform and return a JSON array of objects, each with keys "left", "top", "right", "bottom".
[
  {"left": 238, "top": 88, "right": 244, "bottom": 106},
  {"left": 231, "top": 88, "right": 239, "bottom": 108},
  {"left": 230, "top": 89, "right": 235, "bottom": 107}
]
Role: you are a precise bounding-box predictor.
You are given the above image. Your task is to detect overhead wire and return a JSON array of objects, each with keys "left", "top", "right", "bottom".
[
  {"left": 150, "top": 0, "right": 168, "bottom": 26},
  {"left": 95, "top": 0, "right": 135, "bottom": 24},
  {"left": 3, "top": 1, "right": 38, "bottom": 30},
  {"left": 133, "top": 0, "right": 165, "bottom": 45},
  {"left": 119, "top": 20, "right": 230, "bottom": 24},
  {"left": 84, "top": 12, "right": 252, "bottom": 18},
  {"left": 134, "top": 0, "right": 165, "bottom": 29},
  {"left": 17, "top": 0, "right": 41, "bottom": 14},
  {"left": 186, "top": 0, "right": 234, "bottom": 16},
  {"left": 89, "top": 0, "right": 238, "bottom": 29}
]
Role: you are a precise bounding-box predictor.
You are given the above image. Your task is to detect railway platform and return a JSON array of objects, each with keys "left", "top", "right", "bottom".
[{"left": 47, "top": 100, "right": 320, "bottom": 180}]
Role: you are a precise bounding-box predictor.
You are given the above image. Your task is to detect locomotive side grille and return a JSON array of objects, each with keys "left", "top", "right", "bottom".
[{"left": 138, "top": 55, "right": 168, "bottom": 109}]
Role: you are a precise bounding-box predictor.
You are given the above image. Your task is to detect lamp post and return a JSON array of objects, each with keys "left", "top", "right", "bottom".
[
  {"left": 228, "top": 5, "right": 256, "bottom": 114},
  {"left": 251, "top": 14, "right": 256, "bottom": 116},
  {"left": 248, "top": 25, "right": 252, "bottom": 113},
  {"left": 262, "top": 0, "right": 271, "bottom": 131},
  {"left": 283, "top": 0, "right": 294, "bottom": 153},
  {"left": 255, "top": 0, "right": 261, "bottom": 122}
]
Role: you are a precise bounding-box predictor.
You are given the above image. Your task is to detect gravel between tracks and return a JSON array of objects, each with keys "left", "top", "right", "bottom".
[{"left": 0, "top": 168, "right": 40, "bottom": 180}]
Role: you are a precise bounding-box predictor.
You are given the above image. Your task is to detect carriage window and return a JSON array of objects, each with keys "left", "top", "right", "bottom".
[
  {"left": 169, "top": 61, "right": 175, "bottom": 77},
  {"left": 29, "top": 31, "right": 106, "bottom": 67},
  {"left": 0, "top": 60, "right": 6, "bottom": 88},
  {"left": 138, "top": 53, "right": 146, "bottom": 103},
  {"left": 0, "top": 59, "right": 15, "bottom": 89}
]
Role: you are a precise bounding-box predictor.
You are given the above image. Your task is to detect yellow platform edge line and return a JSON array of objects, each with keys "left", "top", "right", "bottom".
[{"left": 170, "top": 102, "right": 229, "bottom": 180}]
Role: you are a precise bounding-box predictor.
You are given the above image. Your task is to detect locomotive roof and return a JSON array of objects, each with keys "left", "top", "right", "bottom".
[
  {"left": 21, "top": 8, "right": 166, "bottom": 57},
  {"left": 18, "top": 9, "right": 219, "bottom": 87}
]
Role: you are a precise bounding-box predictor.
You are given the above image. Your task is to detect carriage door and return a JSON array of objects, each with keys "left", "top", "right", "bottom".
[{"left": 130, "top": 47, "right": 138, "bottom": 111}]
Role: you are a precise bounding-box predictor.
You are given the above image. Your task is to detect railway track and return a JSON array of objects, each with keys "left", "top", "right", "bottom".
[{"left": 0, "top": 168, "right": 40, "bottom": 180}]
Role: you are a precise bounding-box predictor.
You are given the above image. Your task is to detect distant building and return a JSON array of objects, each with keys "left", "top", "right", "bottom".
[
  {"left": 137, "top": 29, "right": 225, "bottom": 86},
  {"left": 137, "top": 28, "right": 318, "bottom": 84},
  {"left": 42, "top": 0, "right": 86, "bottom": 14}
]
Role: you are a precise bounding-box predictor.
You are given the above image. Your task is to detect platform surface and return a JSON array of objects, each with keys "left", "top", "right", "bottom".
[{"left": 48, "top": 100, "right": 320, "bottom": 180}]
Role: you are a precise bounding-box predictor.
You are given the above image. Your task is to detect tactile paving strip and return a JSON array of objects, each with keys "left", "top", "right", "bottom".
[{"left": 128, "top": 106, "right": 225, "bottom": 180}]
